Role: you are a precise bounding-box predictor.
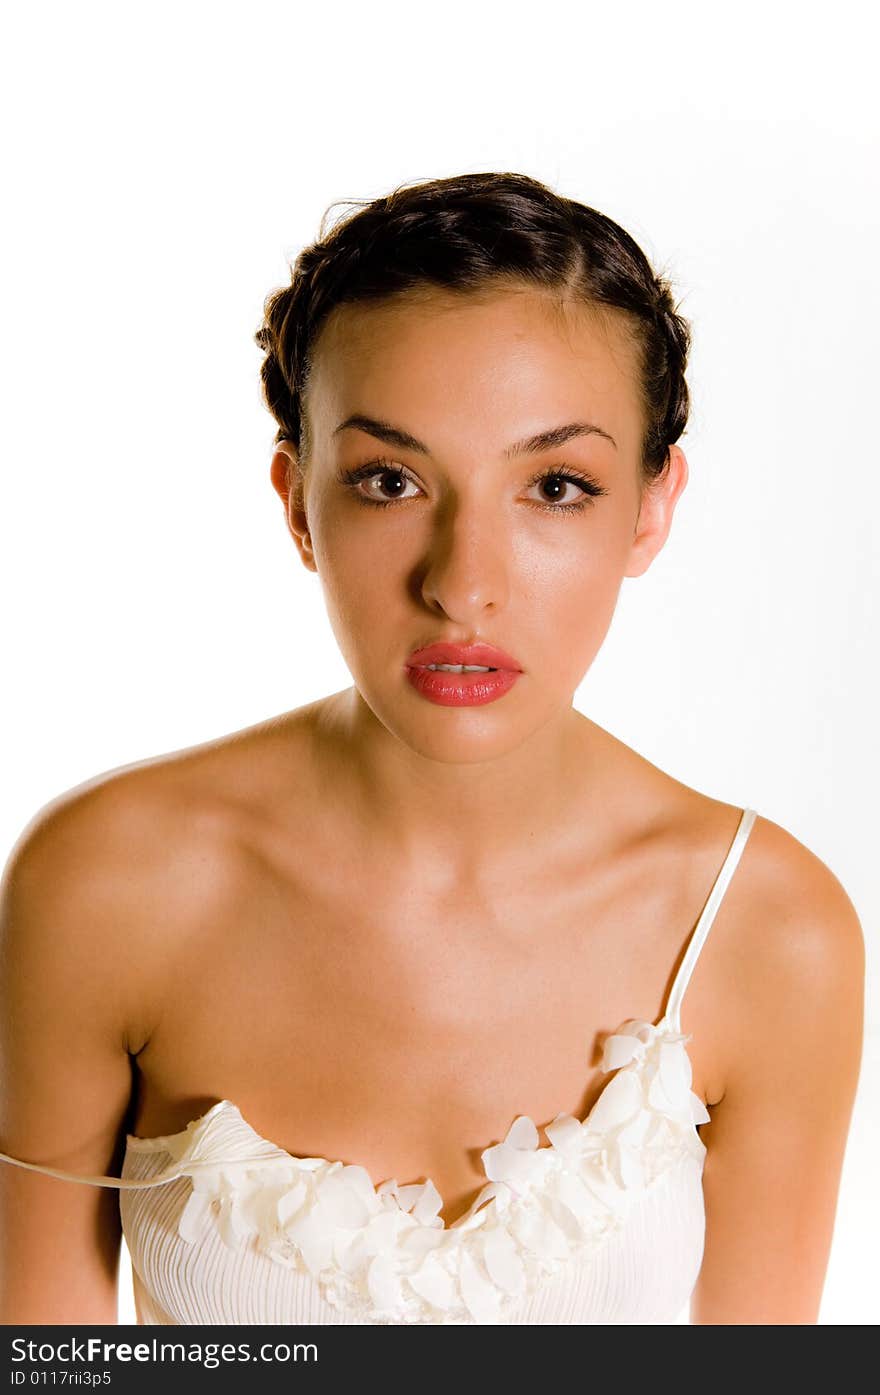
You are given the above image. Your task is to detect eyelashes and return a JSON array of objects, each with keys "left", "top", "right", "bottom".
[{"left": 338, "top": 458, "right": 609, "bottom": 514}]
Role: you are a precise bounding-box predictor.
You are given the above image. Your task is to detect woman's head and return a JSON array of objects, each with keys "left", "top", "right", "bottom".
[
  {"left": 258, "top": 173, "right": 691, "bottom": 764},
  {"left": 257, "top": 171, "right": 690, "bottom": 483}
]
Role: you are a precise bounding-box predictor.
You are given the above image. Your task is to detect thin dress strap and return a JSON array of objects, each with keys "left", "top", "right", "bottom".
[
  {"left": 663, "top": 807, "right": 758, "bottom": 1032},
  {"left": 0, "top": 1151, "right": 190, "bottom": 1189},
  {"left": 0, "top": 1150, "right": 292, "bottom": 1189}
]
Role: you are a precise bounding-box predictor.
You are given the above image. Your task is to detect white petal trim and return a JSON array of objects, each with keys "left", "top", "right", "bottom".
[{"left": 165, "top": 1019, "right": 707, "bottom": 1324}]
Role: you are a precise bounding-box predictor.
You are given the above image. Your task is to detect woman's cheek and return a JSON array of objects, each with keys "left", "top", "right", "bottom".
[{"left": 538, "top": 541, "right": 630, "bottom": 684}]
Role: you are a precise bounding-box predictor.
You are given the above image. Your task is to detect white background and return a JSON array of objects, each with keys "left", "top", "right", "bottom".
[{"left": 2, "top": 0, "right": 877, "bottom": 1324}]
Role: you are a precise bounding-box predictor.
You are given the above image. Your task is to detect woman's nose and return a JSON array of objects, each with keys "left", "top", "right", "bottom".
[{"left": 417, "top": 497, "right": 511, "bottom": 621}]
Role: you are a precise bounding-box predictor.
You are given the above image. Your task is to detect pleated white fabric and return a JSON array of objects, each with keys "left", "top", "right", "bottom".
[
  {"left": 120, "top": 1134, "right": 706, "bottom": 1325},
  {"left": 1, "top": 808, "right": 758, "bottom": 1326}
]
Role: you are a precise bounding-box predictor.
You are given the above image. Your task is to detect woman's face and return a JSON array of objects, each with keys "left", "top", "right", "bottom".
[{"left": 271, "top": 283, "right": 687, "bottom": 764}]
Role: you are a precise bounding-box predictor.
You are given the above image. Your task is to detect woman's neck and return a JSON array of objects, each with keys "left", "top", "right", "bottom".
[{"left": 310, "top": 686, "right": 610, "bottom": 886}]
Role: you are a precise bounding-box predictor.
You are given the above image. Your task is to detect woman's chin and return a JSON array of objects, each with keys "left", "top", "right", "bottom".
[{"left": 354, "top": 686, "right": 573, "bottom": 767}]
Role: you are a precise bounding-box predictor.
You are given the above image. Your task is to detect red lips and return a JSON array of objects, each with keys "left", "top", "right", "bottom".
[{"left": 406, "top": 641, "right": 523, "bottom": 671}]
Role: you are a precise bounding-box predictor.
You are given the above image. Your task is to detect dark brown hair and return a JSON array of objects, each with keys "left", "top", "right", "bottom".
[{"left": 255, "top": 171, "right": 690, "bottom": 480}]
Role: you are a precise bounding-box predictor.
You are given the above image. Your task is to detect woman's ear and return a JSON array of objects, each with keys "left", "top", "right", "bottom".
[
  {"left": 270, "top": 441, "right": 317, "bottom": 573},
  {"left": 624, "top": 444, "right": 689, "bottom": 579}
]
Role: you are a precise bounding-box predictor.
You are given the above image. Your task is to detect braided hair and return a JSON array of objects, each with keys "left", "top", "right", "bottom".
[{"left": 255, "top": 172, "right": 690, "bottom": 481}]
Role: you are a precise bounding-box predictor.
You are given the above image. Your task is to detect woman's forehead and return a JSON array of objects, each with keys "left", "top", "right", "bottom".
[
  {"left": 306, "top": 286, "right": 645, "bottom": 455},
  {"left": 315, "top": 281, "right": 631, "bottom": 361}
]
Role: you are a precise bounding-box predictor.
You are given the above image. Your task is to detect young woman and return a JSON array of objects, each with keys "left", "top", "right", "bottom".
[{"left": 0, "top": 172, "right": 864, "bottom": 1326}]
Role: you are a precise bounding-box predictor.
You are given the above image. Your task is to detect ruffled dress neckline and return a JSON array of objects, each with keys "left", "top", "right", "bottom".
[{"left": 123, "top": 1014, "right": 710, "bottom": 1324}]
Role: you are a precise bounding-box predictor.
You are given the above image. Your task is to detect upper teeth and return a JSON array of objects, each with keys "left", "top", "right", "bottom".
[{"left": 425, "top": 663, "right": 494, "bottom": 672}]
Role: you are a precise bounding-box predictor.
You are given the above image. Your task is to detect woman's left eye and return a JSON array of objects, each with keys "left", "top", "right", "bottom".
[
  {"left": 527, "top": 472, "right": 607, "bottom": 511},
  {"left": 339, "top": 460, "right": 608, "bottom": 513}
]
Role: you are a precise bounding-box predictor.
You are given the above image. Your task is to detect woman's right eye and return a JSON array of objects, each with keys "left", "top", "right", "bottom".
[{"left": 340, "top": 461, "right": 422, "bottom": 508}]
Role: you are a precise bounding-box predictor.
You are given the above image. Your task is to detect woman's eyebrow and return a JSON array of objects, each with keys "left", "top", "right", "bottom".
[{"left": 333, "top": 414, "right": 617, "bottom": 455}]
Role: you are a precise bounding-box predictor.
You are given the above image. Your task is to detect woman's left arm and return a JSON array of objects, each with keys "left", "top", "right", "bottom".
[{"left": 691, "top": 829, "right": 865, "bottom": 1324}]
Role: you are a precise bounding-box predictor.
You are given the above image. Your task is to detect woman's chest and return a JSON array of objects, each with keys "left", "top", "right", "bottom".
[{"left": 129, "top": 838, "right": 716, "bottom": 1225}]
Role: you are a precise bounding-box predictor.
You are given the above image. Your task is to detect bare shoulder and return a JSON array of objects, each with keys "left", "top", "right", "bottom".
[
  {"left": 1, "top": 731, "right": 272, "bottom": 1058},
  {"left": 688, "top": 810, "right": 865, "bottom": 1322},
  {"left": 0, "top": 725, "right": 297, "bottom": 1322},
  {"left": 688, "top": 804, "right": 866, "bottom": 1145},
  {"left": 636, "top": 776, "right": 866, "bottom": 1112},
  {"left": 724, "top": 812, "right": 865, "bottom": 1051}
]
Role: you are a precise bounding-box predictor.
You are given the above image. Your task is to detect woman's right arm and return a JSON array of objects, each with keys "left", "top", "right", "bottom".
[{"left": 0, "top": 783, "right": 155, "bottom": 1324}]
